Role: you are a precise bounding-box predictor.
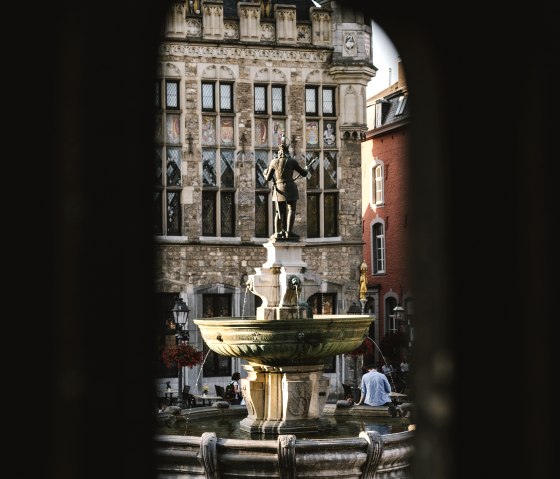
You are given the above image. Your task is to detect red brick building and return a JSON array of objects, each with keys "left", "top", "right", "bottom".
[{"left": 360, "top": 59, "right": 412, "bottom": 366}]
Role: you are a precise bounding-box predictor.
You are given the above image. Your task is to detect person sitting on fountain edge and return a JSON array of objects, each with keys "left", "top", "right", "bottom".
[
  {"left": 356, "top": 363, "right": 394, "bottom": 410},
  {"left": 264, "top": 134, "right": 312, "bottom": 240}
]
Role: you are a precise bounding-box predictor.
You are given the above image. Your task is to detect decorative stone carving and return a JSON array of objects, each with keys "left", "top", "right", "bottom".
[
  {"left": 219, "top": 65, "right": 235, "bottom": 79},
  {"left": 261, "top": 23, "right": 275, "bottom": 41},
  {"left": 277, "top": 435, "right": 296, "bottom": 479},
  {"left": 161, "top": 44, "right": 330, "bottom": 63},
  {"left": 360, "top": 430, "right": 384, "bottom": 479},
  {"left": 239, "top": 2, "right": 261, "bottom": 42},
  {"left": 224, "top": 21, "right": 239, "bottom": 39},
  {"left": 185, "top": 19, "right": 202, "bottom": 37},
  {"left": 253, "top": 67, "right": 288, "bottom": 84},
  {"left": 201, "top": 65, "right": 217, "bottom": 79},
  {"left": 297, "top": 25, "right": 311, "bottom": 43},
  {"left": 271, "top": 68, "right": 286, "bottom": 82},
  {"left": 200, "top": 432, "right": 218, "bottom": 479},
  {"left": 280, "top": 275, "right": 301, "bottom": 307},
  {"left": 305, "top": 70, "right": 321, "bottom": 83},
  {"left": 202, "top": 1, "right": 224, "bottom": 40},
  {"left": 341, "top": 129, "right": 366, "bottom": 143},
  {"left": 343, "top": 32, "right": 357, "bottom": 57},
  {"left": 311, "top": 8, "right": 332, "bottom": 45},
  {"left": 164, "top": 62, "right": 182, "bottom": 77},
  {"left": 165, "top": 2, "right": 186, "bottom": 38},
  {"left": 154, "top": 430, "right": 415, "bottom": 478},
  {"left": 255, "top": 67, "right": 270, "bottom": 82},
  {"left": 286, "top": 381, "right": 311, "bottom": 417},
  {"left": 275, "top": 5, "right": 297, "bottom": 44}
]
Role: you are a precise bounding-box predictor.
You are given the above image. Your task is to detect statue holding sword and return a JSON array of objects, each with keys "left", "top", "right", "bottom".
[{"left": 264, "top": 134, "right": 317, "bottom": 240}]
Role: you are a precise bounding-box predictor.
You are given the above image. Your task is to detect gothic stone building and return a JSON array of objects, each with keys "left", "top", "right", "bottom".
[{"left": 154, "top": 0, "right": 375, "bottom": 399}]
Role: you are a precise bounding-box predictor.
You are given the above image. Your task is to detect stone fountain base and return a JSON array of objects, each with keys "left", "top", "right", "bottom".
[
  {"left": 154, "top": 408, "right": 415, "bottom": 478},
  {"left": 239, "top": 363, "right": 333, "bottom": 435}
]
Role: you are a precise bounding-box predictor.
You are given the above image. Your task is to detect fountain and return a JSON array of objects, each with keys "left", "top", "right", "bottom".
[
  {"left": 154, "top": 142, "right": 414, "bottom": 477},
  {"left": 194, "top": 238, "right": 374, "bottom": 436}
]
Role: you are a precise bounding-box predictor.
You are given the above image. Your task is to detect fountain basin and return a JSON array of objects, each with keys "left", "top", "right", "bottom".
[
  {"left": 194, "top": 315, "right": 374, "bottom": 435},
  {"left": 193, "top": 315, "right": 373, "bottom": 366},
  {"left": 154, "top": 405, "right": 414, "bottom": 478}
]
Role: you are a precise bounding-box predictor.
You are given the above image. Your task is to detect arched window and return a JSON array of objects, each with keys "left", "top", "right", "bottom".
[
  {"left": 385, "top": 296, "right": 397, "bottom": 335},
  {"left": 372, "top": 222, "right": 386, "bottom": 273}
]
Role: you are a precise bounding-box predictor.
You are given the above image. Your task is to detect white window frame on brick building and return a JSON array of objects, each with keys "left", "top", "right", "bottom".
[
  {"left": 374, "top": 98, "right": 390, "bottom": 128},
  {"left": 371, "top": 220, "right": 386, "bottom": 274},
  {"left": 154, "top": 78, "right": 184, "bottom": 236},
  {"left": 305, "top": 83, "right": 339, "bottom": 238},
  {"left": 371, "top": 158, "right": 384, "bottom": 206}
]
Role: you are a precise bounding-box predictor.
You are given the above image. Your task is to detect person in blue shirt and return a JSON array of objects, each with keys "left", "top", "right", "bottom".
[{"left": 356, "top": 363, "right": 393, "bottom": 407}]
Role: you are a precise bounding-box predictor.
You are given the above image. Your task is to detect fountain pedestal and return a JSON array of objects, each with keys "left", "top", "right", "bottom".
[
  {"left": 239, "top": 364, "right": 333, "bottom": 434},
  {"left": 248, "top": 239, "right": 313, "bottom": 320}
]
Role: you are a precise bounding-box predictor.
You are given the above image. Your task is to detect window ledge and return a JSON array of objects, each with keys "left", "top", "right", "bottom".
[
  {"left": 305, "top": 236, "right": 342, "bottom": 244},
  {"left": 250, "top": 237, "right": 269, "bottom": 244},
  {"left": 199, "top": 236, "right": 242, "bottom": 244},
  {"left": 154, "top": 235, "right": 189, "bottom": 244}
]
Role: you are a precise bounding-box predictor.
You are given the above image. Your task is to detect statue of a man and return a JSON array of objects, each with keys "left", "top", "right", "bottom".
[
  {"left": 359, "top": 261, "right": 368, "bottom": 300},
  {"left": 264, "top": 135, "right": 310, "bottom": 240}
]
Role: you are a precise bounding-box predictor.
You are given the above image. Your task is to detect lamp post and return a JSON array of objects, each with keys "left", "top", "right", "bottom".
[
  {"left": 171, "top": 296, "right": 190, "bottom": 406},
  {"left": 394, "top": 305, "right": 405, "bottom": 331},
  {"left": 393, "top": 305, "right": 405, "bottom": 360}
]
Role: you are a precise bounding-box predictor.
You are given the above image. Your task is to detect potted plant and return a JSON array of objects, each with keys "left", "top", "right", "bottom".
[{"left": 161, "top": 343, "right": 204, "bottom": 369}]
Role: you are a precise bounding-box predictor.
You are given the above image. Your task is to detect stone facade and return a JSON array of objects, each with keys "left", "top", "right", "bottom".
[{"left": 155, "top": 0, "right": 376, "bottom": 396}]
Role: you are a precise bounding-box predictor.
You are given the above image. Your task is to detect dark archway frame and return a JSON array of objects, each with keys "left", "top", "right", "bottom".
[{"left": 18, "top": 2, "right": 555, "bottom": 478}]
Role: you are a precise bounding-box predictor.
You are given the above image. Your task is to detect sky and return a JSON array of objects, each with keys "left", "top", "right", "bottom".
[{"left": 366, "top": 21, "right": 400, "bottom": 98}]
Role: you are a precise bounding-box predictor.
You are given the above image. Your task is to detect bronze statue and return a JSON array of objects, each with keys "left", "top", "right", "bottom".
[
  {"left": 360, "top": 261, "right": 368, "bottom": 300},
  {"left": 264, "top": 135, "right": 315, "bottom": 240}
]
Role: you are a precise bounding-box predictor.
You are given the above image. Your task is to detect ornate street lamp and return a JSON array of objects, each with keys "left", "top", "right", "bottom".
[
  {"left": 393, "top": 305, "right": 406, "bottom": 363},
  {"left": 171, "top": 296, "right": 190, "bottom": 406},
  {"left": 393, "top": 305, "right": 405, "bottom": 327},
  {"left": 172, "top": 296, "right": 190, "bottom": 341}
]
